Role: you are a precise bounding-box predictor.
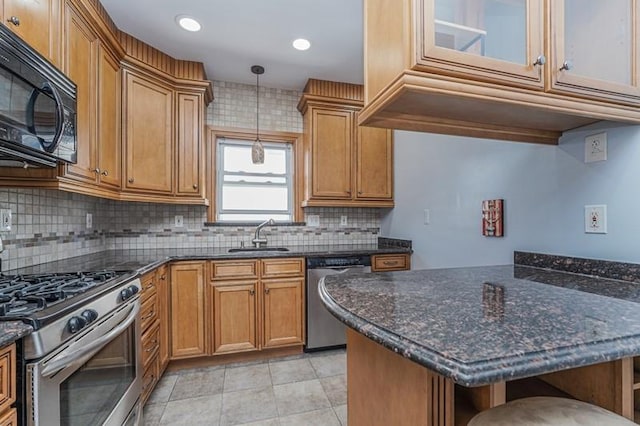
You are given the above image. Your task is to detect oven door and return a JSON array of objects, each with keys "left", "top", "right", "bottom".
[{"left": 27, "top": 300, "right": 142, "bottom": 426}]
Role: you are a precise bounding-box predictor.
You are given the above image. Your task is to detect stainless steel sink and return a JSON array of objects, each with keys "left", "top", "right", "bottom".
[{"left": 228, "top": 247, "right": 290, "bottom": 253}]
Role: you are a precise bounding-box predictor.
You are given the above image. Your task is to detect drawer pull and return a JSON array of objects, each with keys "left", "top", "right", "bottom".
[
  {"left": 142, "top": 311, "right": 155, "bottom": 320},
  {"left": 7, "top": 16, "right": 20, "bottom": 26},
  {"left": 383, "top": 261, "right": 399, "bottom": 266},
  {"left": 145, "top": 344, "right": 159, "bottom": 353},
  {"left": 143, "top": 374, "right": 156, "bottom": 390},
  {"left": 160, "top": 274, "right": 166, "bottom": 280}
]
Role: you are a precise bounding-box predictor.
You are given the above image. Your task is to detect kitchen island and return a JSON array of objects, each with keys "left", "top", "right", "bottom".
[{"left": 320, "top": 262, "right": 640, "bottom": 425}]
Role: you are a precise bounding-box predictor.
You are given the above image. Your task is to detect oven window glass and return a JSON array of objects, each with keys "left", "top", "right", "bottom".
[
  {"left": 0, "top": 66, "right": 57, "bottom": 150},
  {"left": 59, "top": 325, "right": 136, "bottom": 426}
]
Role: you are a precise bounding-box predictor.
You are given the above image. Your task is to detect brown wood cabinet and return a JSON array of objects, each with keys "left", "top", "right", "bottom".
[
  {"left": 156, "top": 265, "right": 170, "bottom": 372},
  {"left": 1, "top": 0, "right": 61, "bottom": 66},
  {"left": 0, "top": 344, "right": 15, "bottom": 424},
  {"left": 212, "top": 280, "right": 258, "bottom": 354},
  {"left": 0, "top": 2, "right": 213, "bottom": 206},
  {"left": 123, "top": 69, "right": 174, "bottom": 194},
  {"left": 360, "top": 0, "right": 640, "bottom": 145},
  {"left": 170, "top": 262, "right": 207, "bottom": 359},
  {"left": 371, "top": 254, "right": 411, "bottom": 272},
  {"left": 299, "top": 80, "right": 394, "bottom": 208},
  {"left": 209, "top": 258, "right": 305, "bottom": 355},
  {"left": 263, "top": 277, "right": 304, "bottom": 348}
]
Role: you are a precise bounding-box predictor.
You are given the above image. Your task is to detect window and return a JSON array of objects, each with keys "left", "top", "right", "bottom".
[{"left": 216, "top": 138, "right": 294, "bottom": 222}]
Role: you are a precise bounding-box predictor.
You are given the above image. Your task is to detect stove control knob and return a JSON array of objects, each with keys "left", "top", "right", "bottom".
[
  {"left": 120, "top": 287, "right": 133, "bottom": 301},
  {"left": 128, "top": 285, "right": 139, "bottom": 295},
  {"left": 81, "top": 309, "right": 98, "bottom": 324},
  {"left": 67, "top": 316, "right": 87, "bottom": 334}
]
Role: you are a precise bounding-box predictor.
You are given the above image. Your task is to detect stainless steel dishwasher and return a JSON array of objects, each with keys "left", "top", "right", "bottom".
[{"left": 305, "top": 255, "right": 371, "bottom": 351}]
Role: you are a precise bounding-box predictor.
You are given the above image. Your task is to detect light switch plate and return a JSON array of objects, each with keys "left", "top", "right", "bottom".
[{"left": 585, "top": 205, "right": 607, "bottom": 234}]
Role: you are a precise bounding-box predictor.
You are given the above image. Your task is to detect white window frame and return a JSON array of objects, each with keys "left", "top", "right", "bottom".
[{"left": 215, "top": 137, "right": 294, "bottom": 222}]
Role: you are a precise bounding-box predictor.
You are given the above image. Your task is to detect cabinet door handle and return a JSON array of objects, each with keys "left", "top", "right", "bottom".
[
  {"left": 161, "top": 275, "right": 166, "bottom": 280},
  {"left": 92, "top": 168, "right": 101, "bottom": 174},
  {"left": 128, "top": 178, "right": 134, "bottom": 183},
  {"left": 101, "top": 170, "right": 109, "bottom": 176},
  {"left": 7, "top": 16, "right": 20, "bottom": 26},
  {"left": 193, "top": 184, "right": 198, "bottom": 189},
  {"left": 264, "top": 288, "right": 270, "bottom": 295},
  {"left": 533, "top": 55, "right": 546, "bottom": 67},
  {"left": 249, "top": 289, "right": 255, "bottom": 296},
  {"left": 560, "top": 60, "right": 572, "bottom": 71}
]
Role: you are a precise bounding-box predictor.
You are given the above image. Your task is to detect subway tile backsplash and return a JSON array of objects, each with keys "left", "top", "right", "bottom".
[{"left": 0, "top": 188, "right": 381, "bottom": 271}]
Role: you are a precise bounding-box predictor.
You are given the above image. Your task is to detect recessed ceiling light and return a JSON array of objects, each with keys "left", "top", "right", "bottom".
[
  {"left": 292, "top": 38, "right": 311, "bottom": 51},
  {"left": 176, "top": 15, "right": 201, "bottom": 32}
]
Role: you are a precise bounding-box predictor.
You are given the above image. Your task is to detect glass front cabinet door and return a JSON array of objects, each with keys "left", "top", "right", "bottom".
[
  {"left": 550, "top": 0, "right": 640, "bottom": 104},
  {"left": 417, "top": 0, "right": 545, "bottom": 89}
]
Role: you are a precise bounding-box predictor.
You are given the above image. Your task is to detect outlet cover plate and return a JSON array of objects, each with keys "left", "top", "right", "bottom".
[
  {"left": 585, "top": 205, "right": 607, "bottom": 234},
  {"left": 585, "top": 132, "right": 607, "bottom": 163},
  {"left": 174, "top": 215, "right": 184, "bottom": 227},
  {"left": 0, "top": 209, "right": 11, "bottom": 232},
  {"left": 86, "top": 213, "right": 93, "bottom": 229},
  {"left": 307, "top": 215, "right": 320, "bottom": 227},
  {"left": 340, "top": 215, "right": 348, "bottom": 227}
]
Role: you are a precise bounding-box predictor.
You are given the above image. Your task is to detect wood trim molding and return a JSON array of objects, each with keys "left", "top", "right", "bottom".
[
  {"left": 303, "top": 79, "right": 364, "bottom": 101},
  {"left": 206, "top": 126, "right": 304, "bottom": 223}
]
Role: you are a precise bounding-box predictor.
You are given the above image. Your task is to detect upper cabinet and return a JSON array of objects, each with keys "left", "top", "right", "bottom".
[
  {"left": 122, "top": 70, "right": 174, "bottom": 194},
  {"left": 361, "top": 0, "right": 640, "bottom": 145},
  {"left": 1, "top": 0, "right": 61, "bottom": 66},
  {"left": 298, "top": 79, "right": 394, "bottom": 208},
  {"left": 549, "top": 0, "right": 640, "bottom": 104},
  {"left": 419, "top": 0, "right": 544, "bottom": 89},
  {"left": 0, "top": 1, "right": 213, "bottom": 205}
]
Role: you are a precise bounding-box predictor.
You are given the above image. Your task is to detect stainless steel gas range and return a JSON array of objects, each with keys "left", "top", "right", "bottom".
[{"left": 0, "top": 270, "right": 143, "bottom": 426}]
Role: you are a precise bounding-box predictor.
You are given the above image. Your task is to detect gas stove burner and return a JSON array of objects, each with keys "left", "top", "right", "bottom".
[{"left": 0, "top": 270, "right": 124, "bottom": 321}]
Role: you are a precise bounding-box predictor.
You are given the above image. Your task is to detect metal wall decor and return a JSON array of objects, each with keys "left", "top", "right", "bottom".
[{"left": 482, "top": 199, "right": 504, "bottom": 237}]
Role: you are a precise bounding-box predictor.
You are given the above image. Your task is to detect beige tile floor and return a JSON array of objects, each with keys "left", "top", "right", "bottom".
[{"left": 144, "top": 349, "right": 347, "bottom": 426}]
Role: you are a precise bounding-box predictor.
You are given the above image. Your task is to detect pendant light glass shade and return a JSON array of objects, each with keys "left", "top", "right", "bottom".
[{"left": 251, "top": 65, "right": 265, "bottom": 164}]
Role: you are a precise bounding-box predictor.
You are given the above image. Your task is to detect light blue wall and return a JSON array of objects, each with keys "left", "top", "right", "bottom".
[{"left": 381, "top": 123, "right": 640, "bottom": 270}]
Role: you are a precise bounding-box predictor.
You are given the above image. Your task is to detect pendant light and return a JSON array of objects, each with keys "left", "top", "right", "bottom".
[{"left": 251, "top": 65, "right": 265, "bottom": 164}]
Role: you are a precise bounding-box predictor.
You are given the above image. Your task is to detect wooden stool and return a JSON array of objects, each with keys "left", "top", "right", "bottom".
[{"left": 468, "top": 396, "right": 636, "bottom": 426}]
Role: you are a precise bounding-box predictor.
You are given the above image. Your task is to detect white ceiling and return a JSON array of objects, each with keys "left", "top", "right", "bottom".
[{"left": 100, "top": 0, "right": 364, "bottom": 90}]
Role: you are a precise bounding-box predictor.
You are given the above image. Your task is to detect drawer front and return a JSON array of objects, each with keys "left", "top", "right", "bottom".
[
  {"left": 211, "top": 260, "right": 258, "bottom": 280},
  {"left": 141, "top": 352, "right": 159, "bottom": 405},
  {"left": 261, "top": 258, "right": 305, "bottom": 278},
  {"left": 141, "top": 320, "right": 160, "bottom": 369},
  {"left": 140, "top": 271, "right": 157, "bottom": 302},
  {"left": 371, "top": 254, "right": 410, "bottom": 272},
  {"left": 141, "top": 293, "right": 159, "bottom": 333},
  {"left": 0, "top": 344, "right": 15, "bottom": 415}
]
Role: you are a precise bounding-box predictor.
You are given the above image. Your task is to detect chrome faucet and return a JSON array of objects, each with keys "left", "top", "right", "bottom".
[{"left": 252, "top": 218, "right": 275, "bottom": 248}]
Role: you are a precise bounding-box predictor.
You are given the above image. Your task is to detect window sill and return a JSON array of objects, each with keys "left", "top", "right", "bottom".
[{"left": 204, "top": 222, "right": 306, "bottom": 227}]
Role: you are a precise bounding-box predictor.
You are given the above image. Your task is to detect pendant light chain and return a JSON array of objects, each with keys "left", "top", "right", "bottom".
[{"left": 251, "top": 65, "right": 265, "bottom": 164}]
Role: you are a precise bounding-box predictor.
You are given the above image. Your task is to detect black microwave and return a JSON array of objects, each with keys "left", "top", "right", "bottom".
[{"left": 0, "top": 24, "right": 76, "bottom": 167}]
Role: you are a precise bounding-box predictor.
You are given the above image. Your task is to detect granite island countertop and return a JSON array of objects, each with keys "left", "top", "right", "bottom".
[{"left": 319, "top": 264, "right": 640, "bottom": 387}]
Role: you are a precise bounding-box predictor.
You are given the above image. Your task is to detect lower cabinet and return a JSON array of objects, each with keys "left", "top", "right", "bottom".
[
  {"left": 212, "top": 281, "right": 258, "bottom": 353},
  {"left": 210, "top": 258, "right": 305, "bottom": 355},
  {"left": 156, "top": 265, "right": 170, "bottom": 372},
  {"left": 0, "top": 344, "right": 15, "bottom": 424},
  {"left": 170, "top": 262, "right": 207, "bottom": 359},
  {"left": 263, "top": 278, "right": 304, "bottom": 348}
]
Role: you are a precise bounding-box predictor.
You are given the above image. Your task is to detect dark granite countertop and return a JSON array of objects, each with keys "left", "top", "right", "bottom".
[
  {"left": 320, "top": 264, "right": 640, "bottom": 387},
  {"left": 6, "top": 243, "right": 412, "bottom": 276},
  {"left": 0, "top": 242, "right": 410, "bottom": 347},
  {"left": 0, "top": 321, "right": 33, "bottom": 348}
]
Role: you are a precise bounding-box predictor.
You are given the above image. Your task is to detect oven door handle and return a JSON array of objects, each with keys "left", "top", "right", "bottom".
[{"left": 41, "top": 302, "right": 139, "bottom": 378}]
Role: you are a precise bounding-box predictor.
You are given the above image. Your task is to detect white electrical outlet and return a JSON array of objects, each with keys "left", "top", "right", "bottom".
[
  {"left": 85, "top": 213, "right": 93, "bottom": 229},
  {"left": 174, "top": 215, "right": 184, "bottom": 227},
  {"left": 0, "top": 209, "right": 11, "bottom": 232},
  {"left": 307, "top": 215, "right": 320, "bottom": 227},
  {"left": 423, "top": 209, "right": 430, "bottom": 225},
  {"left": 340, "top": 215, "right": 348, "bottom": 226},
  {"left": 585, "top": 132, "right": 607, "bottom": 163},
  {"left": 585, "top": 205, "right": 607, "bottom": 234}
]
